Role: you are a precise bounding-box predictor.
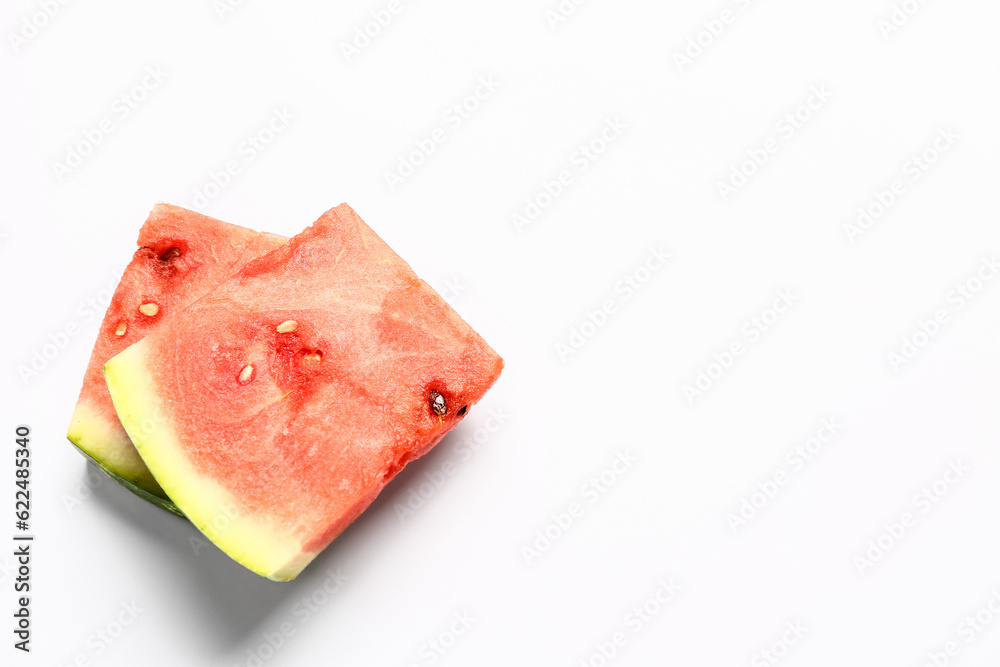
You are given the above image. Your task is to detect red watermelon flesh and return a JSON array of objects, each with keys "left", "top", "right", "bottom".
[
  {"left": 104, "top": 203, "right": 503, "bottom": 580},
  {"left": 67, "top": 204, "right": 285, "bottom": 514}
]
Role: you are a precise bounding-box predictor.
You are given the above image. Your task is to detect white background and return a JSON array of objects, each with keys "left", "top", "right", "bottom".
[{"left": 3, "top": 0, "right": 1000, "bottom": 665}]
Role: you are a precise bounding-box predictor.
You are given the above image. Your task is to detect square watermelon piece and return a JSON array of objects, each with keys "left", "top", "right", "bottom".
[
  {"left": 104, "top": 203, "right": 503, "bottom": 580},
  {"left": 67, "top": 204, "right": 285, "bottom": 515}
]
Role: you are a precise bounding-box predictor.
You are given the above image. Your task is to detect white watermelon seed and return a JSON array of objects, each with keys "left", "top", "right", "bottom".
[
  {"left": 114, "top": 321, "right": 128, "bottom": 336},
  {"left": 239, "top": 364, "right": 254, "bottom": 383},
  {"left": 138, "top": 302, "right": 159, "bottom": 316},
  {"left": 276, "top": 320, "right": 298, "bottom": 333},
  {"left": 304, "top": 350, "right": 322, "bottom": 362}
]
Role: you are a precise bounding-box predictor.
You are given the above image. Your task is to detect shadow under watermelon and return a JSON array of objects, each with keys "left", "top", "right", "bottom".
[
  {"left": 85, "top": 460, "right": 305, "bottom": 656},
  {"left": 81, "top": 424, "right": 465, "bottom": 658}
]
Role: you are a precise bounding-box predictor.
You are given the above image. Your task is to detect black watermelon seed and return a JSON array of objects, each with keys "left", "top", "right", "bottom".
[{"left": 429, "top": 390, "right": 447, "bottom": 416}]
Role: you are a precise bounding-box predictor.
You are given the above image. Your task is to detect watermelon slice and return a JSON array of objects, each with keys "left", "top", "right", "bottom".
[
  {"left": 67, "top": 204, "right": 285, "bottom": 516},
  {"left": 104, "top": 203, "right": 503, "bottom": 581}
]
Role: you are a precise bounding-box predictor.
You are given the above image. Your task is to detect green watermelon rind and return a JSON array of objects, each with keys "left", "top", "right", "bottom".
[
  {"left": 66, "top": 438, "right": 187, "bottom": 519},
  {"left": 66, "top": 395, "right": 185, "bottom": 517}
]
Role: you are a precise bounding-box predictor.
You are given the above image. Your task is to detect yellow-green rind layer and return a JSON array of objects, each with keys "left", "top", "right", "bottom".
[
  {"left": 68, "top": 436, "right": 186, "bottom": 518},
  {"left": 104, "top": 338, "right": 316, "bottom": 581},
  {"left": 66, "top": 402, "right": 184, "bottom": 517}
]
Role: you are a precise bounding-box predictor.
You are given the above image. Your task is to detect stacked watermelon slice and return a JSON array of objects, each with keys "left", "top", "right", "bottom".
[{"left": 67, "top": 203, "right": 503, "bottom": 581}]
